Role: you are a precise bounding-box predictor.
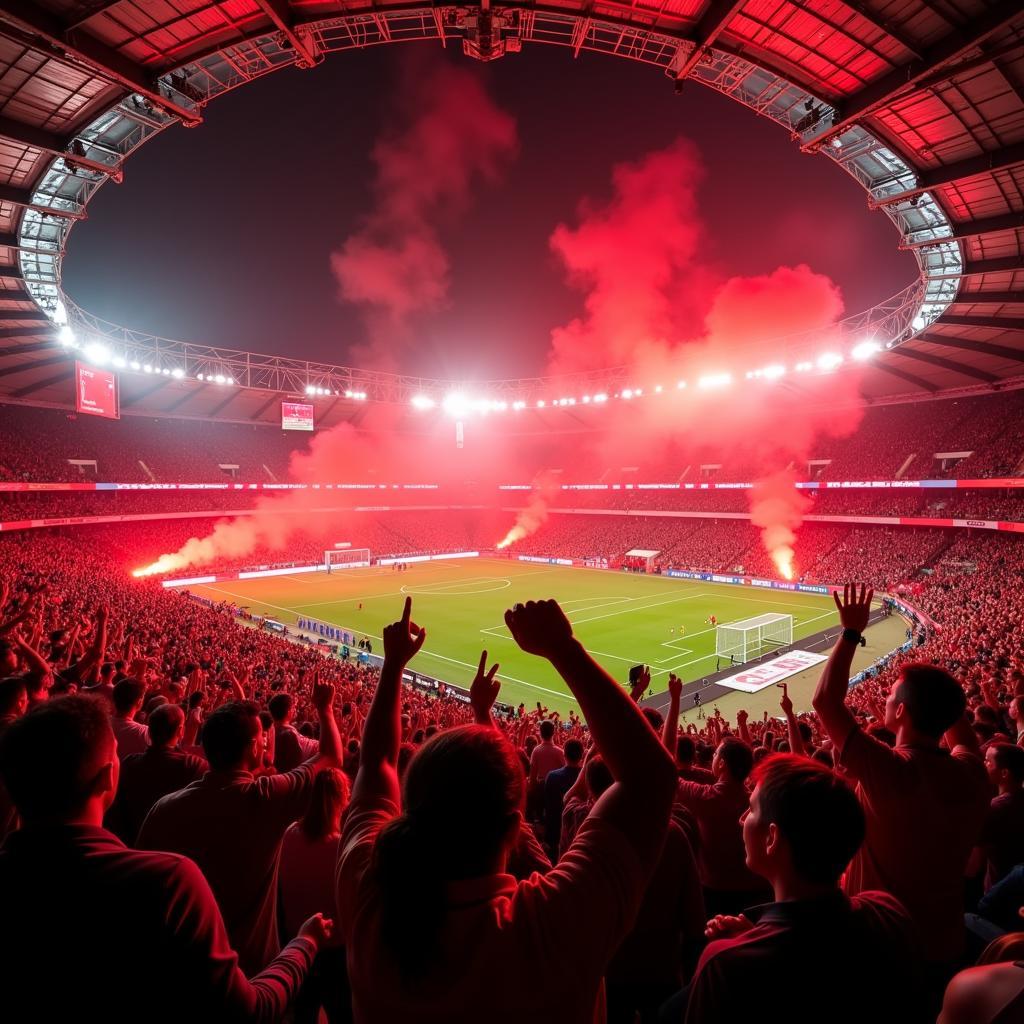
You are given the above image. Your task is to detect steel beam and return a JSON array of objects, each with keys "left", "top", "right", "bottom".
[
  {"left": 918, "top": 332, "right": 1024, "bottom": 363},
  {"left": 10, "top": 366, "right": 73, "bottom": 398},
  {"left": 901, "top": 211, "right": 1024, "bottom": 249},
  {"left": 0, "top": 183, "right": 86, "bottom": 220},
  {"left": 817, "top": 0, "right": 1023, "bottom": 142},
  {"left": 949, "top": 291, "right": 1024, "bottom": 306},
  {"left": 0, "top": 2, "right": 200, "bottom": 125},
  {"left": 937, "top": 314, "right": 1024, "bottom": 331},
  {"left": 873, "top": 361, "right": 938, "bottom": 392},
  {"left": 251, "top": 0, "right": 319, "bottom": 66},
  {"left": 672, "top": 0, "right": 746, "bottom": 83},
  {"left": 895, "top": 347, "right": 999, "bottom": 382}
]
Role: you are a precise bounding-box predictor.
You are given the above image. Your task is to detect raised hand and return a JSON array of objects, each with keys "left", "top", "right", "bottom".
[
  {"left": 504, "top": 599, "right": 574, "bottom": 661},
  {"left": 312, "top": 672, "right": 336, "bottom": 712},
  {"left": 470, "top": 650, "right": 501, "bottom": 723},
  {"left": 704, "top": 914, "right": 754, "bottom": 941},
  {"left": 736, "top": 709, "right": 748, "bottom": 725},
  {"left": 297, "top": 912, "right": 334, "bottom": 949},
  {"left": 382, "top": 596, "right": 426, "bottom": 666},
  {"left": 668, "top": 673, "right": 682, "bottom": 700},
  {"left": 833, "top": 582, "right": 874, "bottom": 634},
  {"left": 779, "top": 682, "right": 794, "bottom": 716}
]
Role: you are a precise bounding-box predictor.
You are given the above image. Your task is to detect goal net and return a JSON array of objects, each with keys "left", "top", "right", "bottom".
[
  {"left": 324, "top": 548, "right": 371, "bottom": 572},
  {"left": 715, "top": 613, "right": 794, "bottom": 664}
]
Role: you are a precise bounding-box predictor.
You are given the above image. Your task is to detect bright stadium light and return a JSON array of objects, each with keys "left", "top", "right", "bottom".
[
  {"left": 171, "top": 367, "right": 184, "bottom": 379},
  {"left": 113, "top": 356, "right": 126, "bottom": 369},
  {"left": 536, "top": 399, "right": 546, "bottom": 408},
  {"left": 912, "top": 315, "right": 925, "bottom": 331},
  {"left": 305, "top": 385, "right": 315, "bottom": 395},
  {"left": 443, "top": 392, "right": 470, "bottom": 417},
  {"left": 851, "top": 339, "right": 881, "bottom": 361},
  {"left": 83, "top": 342, "right": 111, "bottom": 366},
  {"left": 795, "top": 361, "right": 813, "bottom": 372},
  {"left": 58, "top": 325, "right": 76, "bottom": 346},
  {"left": 697, "top": 373, "right": 731, "bottom": 389},
  {"left": 677, "top": 380, "right": 687, "bottom": 389},
  {"left": 593, "top": 393, "right": 608, "bottom": 403},
  {"left": 512, "top": 400, "right": 526, "bottom": 410},
  {"left": 621, "top": 389, "right": 633, "bottom": 400},
  {"left": 411, "top": 394, "right": 436, "bottom": 410},
  {"left": 654, "top": 384, "right": 663, "bottom": 393},
  {"left": 143, "top": 364, "right": 153, "bottom": 374},
  {"left": 214, "top": 374, "right": 226, "bottom": 385},
  {"left": 131, "top": 361, "right": 142, "bottom": 371},
  {"left": 762, "top": 364, "right": 787, "bottom": 380},
  {"left": 816, "top": 352, "right": 844, "bottom": 371}
]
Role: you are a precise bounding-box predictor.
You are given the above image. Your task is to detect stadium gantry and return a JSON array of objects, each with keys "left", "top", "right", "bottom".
[{"left": 0, "top": 0, "right": 1021, "bottom": 428}]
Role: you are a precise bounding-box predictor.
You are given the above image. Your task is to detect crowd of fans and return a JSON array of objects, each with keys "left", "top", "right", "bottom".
[
  {"left": 3, "top": 389, "right": 1023, "bottom": 486},
  {"left": 1, "top": 518, "right": 1023, "bottom": 1021}
]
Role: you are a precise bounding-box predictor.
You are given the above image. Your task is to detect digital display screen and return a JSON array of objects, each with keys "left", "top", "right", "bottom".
[
  {"left": 282, "top": 402, "right": 314, "bottom": 431},
  {"left": 75, "top": 362, "right": 119, "bottom": 419}
]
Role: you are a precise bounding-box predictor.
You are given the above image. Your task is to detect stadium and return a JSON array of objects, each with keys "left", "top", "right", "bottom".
[{"left": 0, "top": 1, "right": 1022, "bottom": 1022}]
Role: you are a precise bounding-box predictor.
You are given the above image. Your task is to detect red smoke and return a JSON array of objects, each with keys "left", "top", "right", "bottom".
[{"left": 331, "top": 64, "right": 518, "bottom": 369}]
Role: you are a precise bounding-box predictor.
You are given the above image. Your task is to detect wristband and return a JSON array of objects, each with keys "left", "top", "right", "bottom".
[{"left": 841, "top": 627, "right": 863, "bottom": 645}]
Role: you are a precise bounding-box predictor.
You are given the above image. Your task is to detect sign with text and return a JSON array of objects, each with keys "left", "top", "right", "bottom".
[
  {"left": 281, "top": 402, "right": 314, "bottom": 431},
  {"left": 720, "top": 650, "right": 828, "bottom": 694},
  {"left": 75, "top": 362, "right": 119, "bottom": 419}
]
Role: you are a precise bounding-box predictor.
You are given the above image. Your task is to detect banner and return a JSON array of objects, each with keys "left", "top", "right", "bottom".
[
  {"left": 720, "top": 650, "right": 829, "bottom": 694},
  {"left": 281, "top": 402, "right": 314, "bottom": 431}
]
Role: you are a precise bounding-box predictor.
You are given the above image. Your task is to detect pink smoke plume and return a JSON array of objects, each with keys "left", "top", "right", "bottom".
[
  {"left": 496, "top": 473, "right": 560, "bottom": 550},
  {"left": 748, "top": 469, "right": 813, "bottom": 580},
  {"left": 331, "top": 64, "right": 518, "bottom": 369}
]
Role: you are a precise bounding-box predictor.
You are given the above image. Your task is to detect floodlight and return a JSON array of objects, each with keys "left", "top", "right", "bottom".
[
  {"left": 171, "top": 367, "right": 184, "bottom": 379},
  {"left": 443, "top": 393, "right": 470, "bottom": 417},
  {"left": 411, "top": 395, "right": 436, "bottom": 410},
  {"left": 536, "top": 400, "right": 545, "bottom": 408},
  {"left": 131, "top": 362, "right": 142, "bottom": 371},
  {"left": 621, "top": 389, "right": 633, "bottom": 399},
  {"left": 143, "top": 364, "right": 153, "bottom": 374},
  {"left": 593, "top": 393, "right": 608, "bottom": 403},
  {"left": 677, "top": 380, "right": 687, "bottom": 390},
  {"left": 697, "top": 373, "right": 731, "bottom": 389},
  {"left": 762, "top": 364, "right": 786, "bottom": 379},
  {"left": 851, "top": 340, "right": 881, "bottom": 361},
  {"left": 58, "top": 325, "right": 76, "bottom": 346},
  {"left": 911, "top": 315, "right": 925, "bottom": 331},
  {"left": 816, "top": 352, "right": 843, "bottom": 371},
  {"left": 83, "top": 342, "right": 111, "bottom": 366},
  {"left": 113, "top": 357, "right": 126, "bottom": 369}
]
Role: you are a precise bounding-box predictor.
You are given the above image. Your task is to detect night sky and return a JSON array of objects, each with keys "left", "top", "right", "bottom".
[{"left": 62, "top": 45, "right": 917, "bottom": 380}]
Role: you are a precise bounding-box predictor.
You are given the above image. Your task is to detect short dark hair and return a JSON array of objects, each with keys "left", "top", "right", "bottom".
[
  {"left": 201, "top": 701, "right": 261, "bottom": 771},
  {"left": 753, "top": 753, "right": 865, "bottom": 884},
  {"left": 564, "top": 739, "right": 584, "bottom": 764},
  {"left": 147, "top": 704, "right": 185, "bottom": 747},
  {"left": 112, "top": 678, "right": 146, "bottom": 715},
  {"left": 894, "top": 664, "right": 966, "bottom": 739},
  {"left": 585, "top": 755, "right": 614, "bottom": 798},
  {"left": 717, "top": 737, "right": 754, "bottom": 783},
  {"left": 0, "top": 696, "right": 114, "bottom": 822},
  {"left": 992, "top": 743, "right": 1024, "bottom": 783},
  {"left": 676, "top": 736, "right": 696, "bottom": 762},
  {"left": 539, "top": 720, "right": 555, "bottom": 741},
  {"left": 641, "top": 707, "right": 664, "bottom": 732},
  {"left": 0, "top": 677, "right": 27, "bottom": 717},
  {"left": 268, "top": 693, "right": 293, "bottom": 722}
]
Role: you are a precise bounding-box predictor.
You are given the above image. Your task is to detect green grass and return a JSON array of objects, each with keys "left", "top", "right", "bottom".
[{"left": 184, "top": 558, "right": 845, "bottom": 714}]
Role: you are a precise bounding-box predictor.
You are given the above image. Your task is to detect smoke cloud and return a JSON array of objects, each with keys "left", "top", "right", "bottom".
[
  {"left": 748, "top": 468, "right": 813, "bottom": 580},
  {"left": 331, "top": 64, "right": 518, "bottom": 369}
]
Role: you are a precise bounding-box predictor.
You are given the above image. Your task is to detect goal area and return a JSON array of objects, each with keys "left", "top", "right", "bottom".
[
  {"left": 715, "top": 613, "right": 794, "bottom": 665},
  {"left": 324, "top": 548, "right": 371, "bottom": 571}
]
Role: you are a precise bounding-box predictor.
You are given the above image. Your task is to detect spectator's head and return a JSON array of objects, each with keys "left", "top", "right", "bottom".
[
  {"left": 539, "top": 719, "right": 555, "bottom": 741},
  {"left": 713, "top": 737, "right": 754, "bottom": 784},
  {"left": 0, "top": 696, "right": 118, "bottom": 825},
  {"left": 0, "top": 640, "right": 16, "bottom": 674},
  {"left": 642, "top": 708, "right": 664, "bottom": 732},
  {"left": 676, "top": 735, "right": 697, "bottom": 766},
  {"left": 986, "top": 743, "right": 1024, "bottom": 790},
  {"left": 373, "top": 724, "right": 524, "bottom": 978},
  {"left": 885, "top": 663, "right": 967, "bottom": 740},
  {"left": 585, "top": 755, "right": 614, "bottom": 799},
  {"left": 744, "top": 754, "right": 865, "bottom": 888},
  {"left": 563, "top": 739, "right": 584, "bottom": 766},
  {"left": 200, "top": 701, "right": 262, "bottom": 772},
  {"left": 112, "top": 678, "right": 146, "bottom": 719},
  {"left": 267, "top": 692, "right": 294, "bottom": 724},
  {"left": 299, "top": 767, "right": 350, "bottom": 841},
  {"left": 147, "top": 704, "right": 185, "bottom": 749},
  {"left": 0, "top": 677, "right": 28, "bottom": 719}
]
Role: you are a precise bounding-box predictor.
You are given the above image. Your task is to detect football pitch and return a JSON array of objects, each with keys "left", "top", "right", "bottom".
[{"left": 183, "top": 558, "right": 846, "bottom": 713}]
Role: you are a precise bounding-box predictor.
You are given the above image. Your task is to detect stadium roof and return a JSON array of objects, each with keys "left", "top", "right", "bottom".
[{"left": 0, "top": 0, "right": 1021, "bottom": 422}]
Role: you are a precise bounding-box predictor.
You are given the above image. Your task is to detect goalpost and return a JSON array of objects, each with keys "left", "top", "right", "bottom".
[
  {"left": 715, "top": 613, "right": 794, "bottom": 664},
  {"left": 324, "top": 548, "right": 372, "bottom": 572}
]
